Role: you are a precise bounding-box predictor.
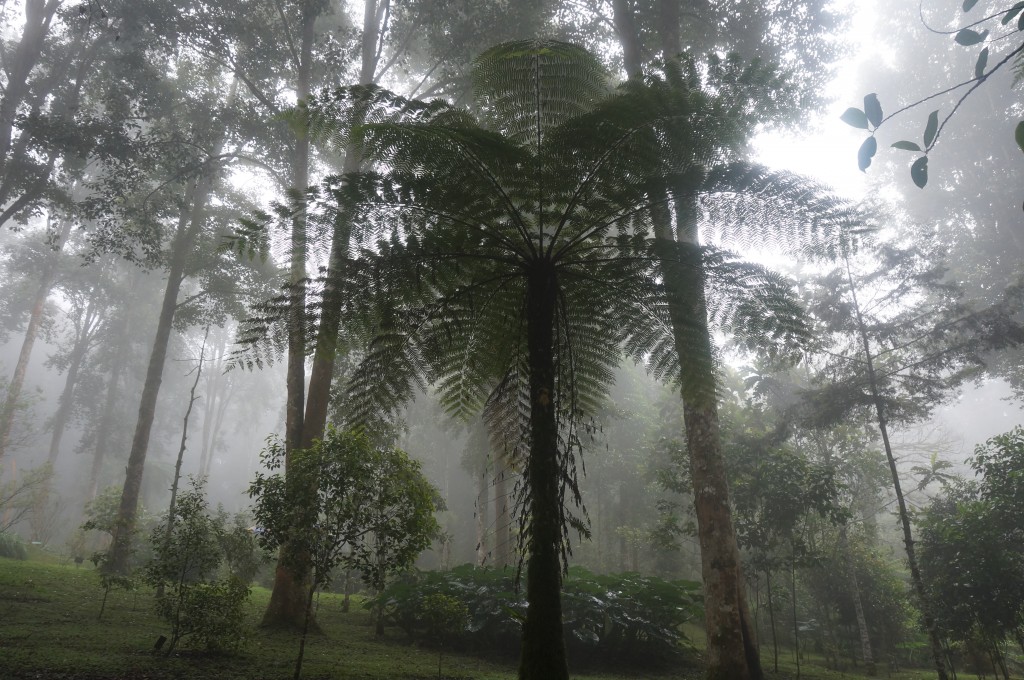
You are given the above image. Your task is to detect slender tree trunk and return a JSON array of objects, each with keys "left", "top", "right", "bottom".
[
  {"left": 518, "top": 264, "right": 568, "bottom": 680},
  {"left": 0, "top": 215, "right": 73, "bottom": 464},
  {"left": 106, "top": 175, "right": 211, "bottom": 575},
  {"left": 475, "top": 466, "right": 489, "bottom": 565},
  {"left": 840, "top": 525, "right": 876, "bottom": 675},
  {"left": 47, "top": 301, "right": 100, "bottom": 465},
  {"left": 156, "top": 331, "right": 206, "bottom": 599},
  {"left": 843, "top": 253, "right": 949, "bottom": 680},
  {"left": 766, "top": 568, "right": 779, "bottom": 672},
  {"left": 494, "top": 446, "right": 512, "bottom": 568},
  {"left": 791, "top": 556, "right": 800, "bottom": 680},
  {"left": 88, "top": 320, "right": 127, "bottom": 502}
]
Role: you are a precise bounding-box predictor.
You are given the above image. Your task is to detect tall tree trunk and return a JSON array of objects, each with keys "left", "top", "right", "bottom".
[
  {"left": 47, "top": 300, "right": 101, "bottom": 465},
  {"left": 87, "top": 317, "right": 128, "bottom": 502},
  {"left": 612, "top": 4, "right": 762, "bottom": 675},
  {"left": 475, "top": 466, "right": 489, "bottom": 565},
  {"left": 0, "top": 214, "right": 73, "bottom": 464},
  {"left": 658, "top": 193, "right": 763, "bottom": 680},
  {"left": 518, "top": 264, "right": 568, "bottom": 680},
  {"left": 842, "top": 252, "right": 949, "bottom": 680},
  {"left": 266, "top": 0, "right": 389, "bottom": 630},
  {"left": 493, "top": 445, "right": 512, "bottom": 568},
  {"left": 263, "top": 1, "right": 318, "bottom": 630},
  {"left": 105, "top": 175, "right": 211, "bottom": 575}
]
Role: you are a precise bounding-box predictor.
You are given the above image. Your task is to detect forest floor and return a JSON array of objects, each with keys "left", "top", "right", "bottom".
[{"left": 0, "top": 555, "right": 959, "bottom": 680}]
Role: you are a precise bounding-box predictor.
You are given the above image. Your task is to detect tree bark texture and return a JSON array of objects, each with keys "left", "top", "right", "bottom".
[
  {"left": 657, "top": 193, "right": 764, "bottom": 680},
  {"left": 518, "top": 265, "right": 569, "bottom": 680}
]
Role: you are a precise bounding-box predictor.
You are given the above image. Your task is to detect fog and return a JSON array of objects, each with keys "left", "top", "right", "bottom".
[{"left": 2, "top": 1, "right": 1024, "bottom": 678}]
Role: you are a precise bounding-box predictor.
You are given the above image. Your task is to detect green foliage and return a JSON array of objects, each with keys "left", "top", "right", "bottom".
[
  {"left": 214, "top": 509, "right": 267, "bottom": 585},
  {"left": 143, "top": 479, "right": 249, "bottom": 654},
  {"left": 249, "top": 428, "right": 442, "bottom": 595},
  {"left": 153, "top": 577, "right": 250, "bottom": 654},
  {"left": 368, "top": 564, "right": 702, "bottom": 667},
  {"left": 918, "top": 428, "right": 1024, "bottom": 647},
  {"left": 0, "top": 531, "right": 28, "bottom": 560}
]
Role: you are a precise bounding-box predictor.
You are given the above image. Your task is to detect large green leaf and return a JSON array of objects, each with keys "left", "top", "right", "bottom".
[
  {"left": 975, "top": 47, "right": 989, "bottom": 79},
  {"left": 857, "top": 136, "right": 877, "bottom": 172},
  {"left": 1016, "top": 121, "right": 1024, "bottom": 153},
  {"left": 954, "top": 28, "right": 987, "bottom": 46},
  {"left": 840, "top": 107, "right": 869, "bottom": 129},
  {"left": 924, "top": 110, "right": 939, "bottom": 148},
  {"left": 892, "top": 141, "right": 922, "bottom": 152},
  {"left": 1002, "top": 1, "right": 1024, "bottom": 24},
  {"left": 863, "top": 93, "right": 883, "bottom": 127},
  {"left": 911, "top": 156, "right": 929, "bottom": 188}
]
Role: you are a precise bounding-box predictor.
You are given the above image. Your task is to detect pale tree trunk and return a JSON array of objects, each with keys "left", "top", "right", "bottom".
[
  {"left": 265, "top": 0, "right": 390, "bottom": 630},
  {"left": 610, "top": 6, "right": 762, "bottom": 675},
  {"left": 87, "top": 313, "right": 129, "bottom": 502},
  {"left": 105, "top": 173, "right": 213, "bottom": 575},
  {"left": 842, "top": 252, "right": 949, "bottom": 680},
  {"left": 662, "top": 194, "right": 763, "bottom": 680},
  {"left": 263, "top": 0, "right": 319, "bottom": 631},
  {"left": 475, "top": 466, "right": 489, "bottom": 565},
  {"left": 0, "top": 214, "right": 73, "bottom": 464},
  {"left": 47, "top": 298, "right": 103, "bottom": 465},
  {"left": 493, "top": 445, "right": 513, "bottom": 568},
  {"left": 840, "top": 526, "right": 876, "bottom": 675}
]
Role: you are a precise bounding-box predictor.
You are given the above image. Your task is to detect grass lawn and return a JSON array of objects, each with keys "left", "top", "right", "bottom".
[{"left": 0, "top": 556, "right": 961, "bottom": 679}]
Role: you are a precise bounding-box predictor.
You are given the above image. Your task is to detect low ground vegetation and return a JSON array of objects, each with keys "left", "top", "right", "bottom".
[{"left": 0, "top": 555, "right": 982, "bottom": 680}]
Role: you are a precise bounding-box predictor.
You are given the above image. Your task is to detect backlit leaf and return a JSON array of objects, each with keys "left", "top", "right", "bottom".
[
  {"left": 857, "top": 136, "right": 877, "bottom": 172},
  {"left": 963, "top": 0, "right": 979, "bottom": 10},
  {"left": 954, "top": 28, "right": 987, "bottom": 45},
  {"left": 924, "top": 110, "right": 939, "bottom": 148},
  {"left": 840, "top": 107, "right": 869, "bottom": 130},
  {"left": 1016, "top": 121, "right": 1024, "bottom": 153},
  {"left": 1002, "top": 1, "right": 1024, "bottom": 24},
  {"left": 891, "top": 141, "right": 922, "bottom": 152},
  {"left": 911, "top": 156, "right": 928, "bottom": 189},
  {"left": 863, "top": 94, "right": 882, "bottom": 127},
  {"left": 975, "top": 47, "right": 989, "bottom": 79}
]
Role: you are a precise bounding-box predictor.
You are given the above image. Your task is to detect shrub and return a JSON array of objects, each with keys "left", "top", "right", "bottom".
[
  {"left": 0, "top": 531, "right": 28, "bottom": 560},
  {"left": 154, "top": 577, "right": 250, "bottom": 653},
  {"left": 144, "top": 479, "right": 249, "bottom": 654},
  {"left": 367, "top": 564, "right": 702, "bottom": 667}
]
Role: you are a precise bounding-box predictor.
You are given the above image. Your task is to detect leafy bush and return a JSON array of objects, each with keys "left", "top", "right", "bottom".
[
  {"left": 0, "top": 531, "right": 28, "bottom": 560},
  {"left": 153, "top": 577, "right": 250, "bottom": 653},
  {"left": 367, "top": 564, "right": 702, "bottom": 667},
  {"left": 144, "top": 479, "right": 249, "bottom": 654}
]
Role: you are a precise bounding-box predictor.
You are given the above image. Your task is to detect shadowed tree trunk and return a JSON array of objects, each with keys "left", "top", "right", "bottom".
[
  {"left": 263, "top": 0, "right": 323, "bottom": 632},
  {"left": 105, "top": 172, "right": 213, "bottom": 575},
  {"left": 518, "top": 264, "right": 569, "bottom": 680},
  {"left": 493, "top": 445, "right": 513, "bottom": 568}
]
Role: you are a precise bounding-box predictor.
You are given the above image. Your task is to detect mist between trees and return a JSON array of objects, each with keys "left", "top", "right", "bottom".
[{"left": 2, "top": 2, "right": 1024, "bottom": 680}]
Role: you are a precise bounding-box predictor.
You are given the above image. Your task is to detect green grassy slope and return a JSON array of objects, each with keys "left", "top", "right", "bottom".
[{"left": 0, "top": 557, "right": 950, "bottom": 679}]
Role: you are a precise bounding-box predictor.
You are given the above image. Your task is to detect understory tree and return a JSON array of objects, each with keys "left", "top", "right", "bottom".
[{"left": 249, "top": 428, "right": 441, "bottom": 679}]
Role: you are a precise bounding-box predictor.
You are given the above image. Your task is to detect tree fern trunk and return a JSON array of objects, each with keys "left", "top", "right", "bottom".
[{"left": 519, "top": 264, "right": 568, "bottom": 680}]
